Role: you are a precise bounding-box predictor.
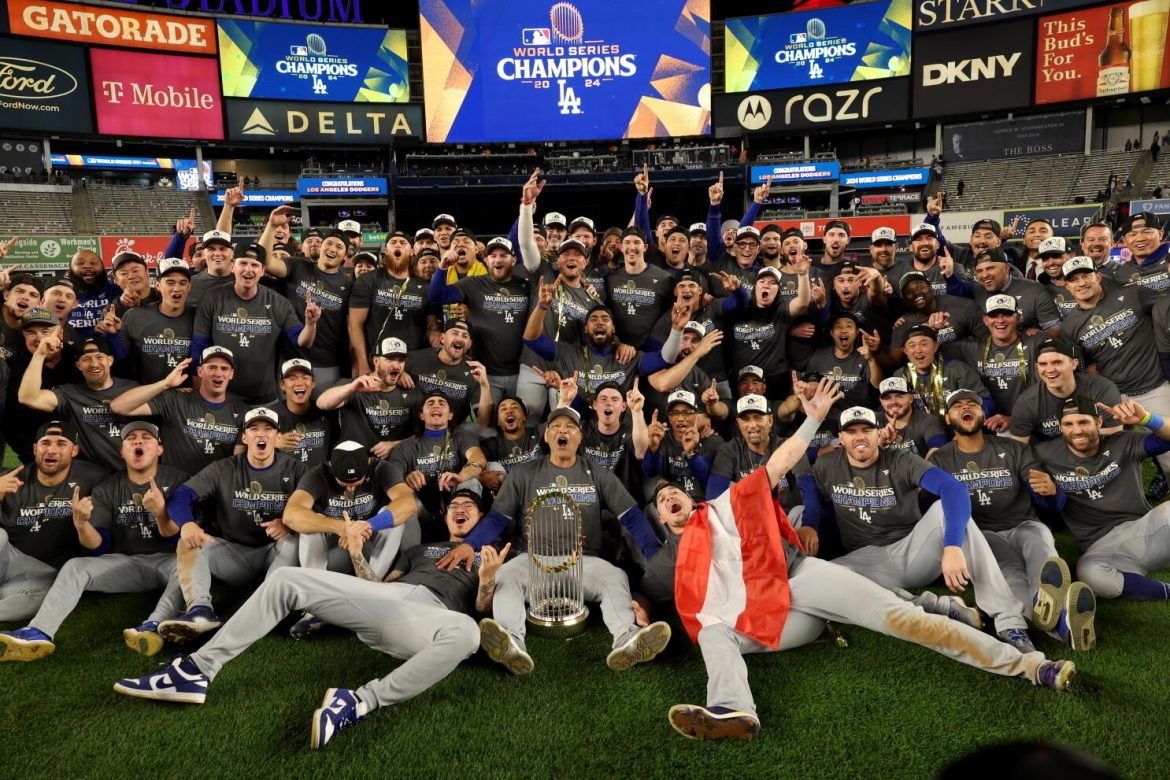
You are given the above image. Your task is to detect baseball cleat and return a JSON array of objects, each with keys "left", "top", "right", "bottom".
[
  {"left": 113, "top": 657, "right": 209, "bottom": 704},
  {"left": 311, "top": 688, "right": 364, "bottom": 750},
  {"left": 668, "top": 704, "right": 760, "bottom": 741},
  {"left": 1037, "top": 659, "right": 1076, "bottom": 692},
  {"left": 478, "top": 618, "right": 534, "bottom": 676},
  {"left": 158, "top": 606, "right": 222, "bottom": 644},
  {"left": 0, "top": 627, "right": 55, "bottom": 662},
  {"left": 290, "top": 613, "right": 325, "bottom": 640},
  {"left": 1064, "top": 582, "right": 1097, "bottom": 652},
  {"left": 123, "top": 621, "right": 164, "bottom": 657},
  {"left": 606, "top": 622, "right": 672, "bottom": 672},
  {"left": 940, "top": 595, "right": 983, "bottom": 630},
  {"left": 1032, "top": 557, "right": 1071, "bottom": 632},
  {"left": 997, "top": 628, "right": 1037, "bottom": 654}
]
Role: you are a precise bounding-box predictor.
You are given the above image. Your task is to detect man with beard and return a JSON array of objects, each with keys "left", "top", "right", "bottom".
[
  {"left": 5, "top": 310, "right": 81, "bottom": 463},
  {"left": 648, "top": 320, "right": 727, "bottom": 420},
  {"left": 19, "top": 334, "right": 141, "bottom": 472},
  {"left": 404, "top": 320, "right": 492, "bottom": 427},
  {"left": 348, "top": 229, "right": 428, "bottom": 377},
  {"left": 1032, "top": 397, "right": 1170, "bottom": 607},
  {"left": 1, "top": 272, "right": 41, "bottom": 360},
  {"left": 606, "top": 229, "right": 674, "bottom": 349},
  {"left": 642, "top": 389, "right": 725, "bottom": 501},
  {"left": 112, "top": 485, "right": 501, "bottom": 752},
  {"left": 868, "top": 226, "right": 900, "bottom": 281},
  {"left": 187, "top": 230, "right": 235, "bottom": 310},
  {"left": 806, "top": 311, "right": 880, "bottom": 413},
  {"left": 273, "top": 359, "right": 335, "bottom": 469},
  {"left": 1039, "top": 247, "right": 1080, "bottom": 319},
  {"left": 725, "top": 262, "right": 811, "bottom": 400},
  {"left": 875, "top": 377, "right": 948, "bottom": 458},
  {"left": 386, "top": 394, "right": 487, "bottom": 540},
  {"left": 337, "top": 219, "right": 362, "bottom": 255},
  {"left": 803, "top": 405, "right": 1037, "bottom": 653},
  {"left": 439, "top": 405, "right": 666, "bottom": 676},
  {"left": 192, "top": 243, "right": 322, "bottom": 404},
  {"left": 0, "top": 422, "right": 185, "bottom": 661},
  {"left": 320, "top": 337, "right": 419, "bottom": 459},
  {"left": 770, "top": 229, "right": 831, "bottom": 372},
  {"left": 688, "top": 223, "right": 708, "bottom": 268},
  {"left": 572, "top": 379, "right": 649, "bottom": 485},
  {"left": 1106, "top": 212, "right": 1169, "bottom": 296},
  {"left": 436, "top": 229, "right": 488, "bottom": 325},
  {"left": 951, "top": 249, "right": 1062, "bottom": 335},
  {"left": 282, "top": 441, "right": 419, "bottom": 638},
  {"left": 894, "top": 325, "right": 991, "bottom": 421},
  {"left": 814, "top": 220, "right": 853, "bottom": 278},
  {"left": 708, "top": 226, "right": 763, "bottom": 292},
  {"left": 259, "top": 209, "right": 353, "bottom": 388},
  {"left": 1020, "top": 219, "right": 1056, "bottom": 281},
  {"left": 954, "top": 295, "right": 1045, "bottom": 432},
  {"left": 1009, "top": 338, "right": 1123, "bottom": 444},
  {"left": 889, "top": 224, "right": 961, "bottom": 300},
  {"left": 414, "top": 227, "right": 437, "bottom": 255},
  {"left": 110, "top": 251, "right": 157, "bottom": 317},
  {"left": 142, "top": 407, "right": 306, "bottom": 646},
  {"left": 481, "top": 396, "right": 544, "bottom": 493},
  {"left": 0, "top": 421, "right": 105, "bottom": 621},
  {"left": 936, "top": 216, "right": 1022, "bottom": 272},
  {"left": 111, "top": 258, "right": 195, "bottom": 386},
  {"left": 932, "top": 391, "right": 1096, "bottom": 649},
  {"left": 65, "top": 249, "right": 118, "bottom": 336},
  {"left": 110, "top": 348, "right": 246, "bottom": 477},
  {"left": 707, "top": 393, "right": 814, "bottom": 523},
  {"left": 889, "top": 273, "right": 985, "bottom": 363},
  {"left": 301, "top": 228, "right": 323, "bottom": 262},
  {"left": 1079, "top": 222, "right": 1116, "bottom": 270},
  {"left": 830, "top": 260, "right": 894, "bottom": 356},
  {"left": 431, "top": 236, "right": 531, "bottom": 404},
  {"left": 703, "top": 174, "right": 767, "bottom": 266}
]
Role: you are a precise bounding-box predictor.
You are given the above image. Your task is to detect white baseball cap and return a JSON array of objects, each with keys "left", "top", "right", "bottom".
[
  {"left": 485, "top": 236, "right": 514, "bottom": 254},
  {"left": 1039, "top": 236, "right": 1068, "bottom": 256},
  {"left": 432, "top": 213, "right": 457, "bottom": 228},
  {"left": 689, "top": 222, "right": 707, "bottom": 235},
  {"left": 911, "top": 223, "right": 937, "bottom": 238},
  {"left": 879, "top": 377, "right": 909, "bottom": 396},
  {"left": 377, "top": 337, "right": 408, "bottom": 357},
  {"left": 738, "top": 365, "right": 765, "bottom": 380},
  {"left": 667, "top": 389, "right": 698, "bottom": 410},
  {"left": 736, "top": 394, "right": 769, "bottom": 417},
  {"left": 201, "top": 229, "right": 231, "bottom": 246},
  {"left": 871, "top": 227, "right": 897, "bottom": 244},
  {"left": 984, "top": 294, "right": 1018, "bottom": 315},
  {"left": 736, "top": 226, "right": 761, "bottom": 241},
  {"left": 683, "top": 321, "right": 706, "bottom": 336},
  {"left": 568, "top": 215, "right": 595, "bottom": 233},
  {"left": 1061, "top": 256, "right": 1096, "bottom": 278},
  {"left": 338, "top": 219, "right": 361, "bottom": 235},
  {"left": 280, "top": 358, "right": 312, "bottom": 377},
  {"left": 157, "top": 257, "right": 193, "bottom": 277},
  {"left": 543, "top": 212, "right": 567, "bottom": 227},
  {"left": 244, "top": 407, "right": 279, "bottom": 428},
  {"left": 201, "top": 346, "right": 234, "bottom": 366},
  {"left": 839, "top": 406, "right": 878, "bottom": 428},
  {"left": 757, "top": 266, "right": 783, "bottom": 283}
]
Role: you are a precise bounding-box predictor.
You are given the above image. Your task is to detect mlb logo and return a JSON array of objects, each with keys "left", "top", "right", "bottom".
[
  {"left": 290, "top": 45, "right": 308, "bottom": 56},
  {"left": 790, "top": 32, "right": 807, "bottom": 44},
  {"left": 522, "top": 27, "right": 551, "bottom": 45}
]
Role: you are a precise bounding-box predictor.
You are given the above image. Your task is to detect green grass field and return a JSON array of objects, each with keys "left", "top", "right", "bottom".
[{"left": 2, "top": 450, "right": 1167, "bottom": 778}]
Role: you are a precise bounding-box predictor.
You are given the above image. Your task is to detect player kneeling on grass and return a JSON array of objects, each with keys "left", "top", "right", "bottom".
[
  {"left": 649, "top": 379, "right": 1076, "bottom": 742},
  {"left": 113, "top": 483, "right": 507, "bottom": 750},
  {"left": 0, "top": 422, "right": 185, "bottom": 661}
]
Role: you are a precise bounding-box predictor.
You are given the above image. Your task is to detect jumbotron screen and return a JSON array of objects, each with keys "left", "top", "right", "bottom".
[{"left": 419, "top": 0, "right": 712, "bottom": 143}]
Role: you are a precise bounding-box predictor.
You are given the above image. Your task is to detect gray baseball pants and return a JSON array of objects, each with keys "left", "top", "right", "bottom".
[
  {"left": 298, "top": 520, "right": 420, "bottom": 579},
  {"left": 831, "top": 501, "right": 1028, "bottom": 633},
  {"left": 188, "top": 568, "right": 479, "bottom": 712},
  {"left": 30, "top": 553, "right": 175, "bottom": 637},
  {"left": 0, "top": 528, "right": 57, "bottom": 622},
  {"left": 155, "top": 535, "right": 299, "bottom": 615},
  {"left": 493, "top": 553, "right": 639, "bottom": 651},
  {"left": 699, "top": 556, "right": 1048, "bottom": 717},
  {"left": 1077, "top": 504, "right": 1170, "bottom": 598},
  {"left": 982, "top": 522, "right": 1060, "bottom": 611}
]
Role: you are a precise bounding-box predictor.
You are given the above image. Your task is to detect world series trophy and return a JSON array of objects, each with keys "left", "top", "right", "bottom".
[{"left": 525, "top": 488, "right": 589, "bottom": 637}]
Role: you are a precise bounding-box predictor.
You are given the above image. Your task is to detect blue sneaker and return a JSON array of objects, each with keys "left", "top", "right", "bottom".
[
  {"left": 123, "top": 621, "right": 164, "bottom": 657},
  {"left": 668, "top": 704, "right": 760, "bottom": 741},
  {"left": 997, "top": 628, "right": 1036, "bottom": 654},
  {"left": 158, "top": 606, "right": 222, "bottom": 644},
  {"left": 311, "top": 688, "right": 364, "bottom": 750},
  {"left": 1032, "top": 557, "right": 1071, "bottom": 632},
  {"left": 290, "top": 613, "right": 325, "bottom": 641},
  {"left": 1063, "top": 582, "right": 1097, "bottom": 652},
  {"left": 113, "top": 657, "right": 209, "bottom": 704},
  {"left": 1037, "top": 659, "right": 1077, "bottom": 692},
  {"left": 0, "top": 627, "right": 55, "bottom": 662}
]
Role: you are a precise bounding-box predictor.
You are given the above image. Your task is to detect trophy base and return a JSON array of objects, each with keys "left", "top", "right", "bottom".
[{"left": 526, "top": 606, "right": 590, "bottom": 639}]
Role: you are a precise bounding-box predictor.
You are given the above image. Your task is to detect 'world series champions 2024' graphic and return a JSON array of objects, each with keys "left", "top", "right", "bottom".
[{"left": 420, "top": 0, "right": 711, "bottom": 143}]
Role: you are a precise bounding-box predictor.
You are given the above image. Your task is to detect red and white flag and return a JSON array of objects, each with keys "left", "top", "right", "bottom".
[{"left": 674, "top": 467, "right": 803, "bottom": 650}]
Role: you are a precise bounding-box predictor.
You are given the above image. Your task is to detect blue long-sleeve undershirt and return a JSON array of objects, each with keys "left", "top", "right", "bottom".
[
  {"left": 919, "top": 466, "right": 970, "bottom": 548},
  {"left": 91, "top": 528, "right": 111, "bottom": 556},
  {"left": 429, "top": 267, "right": 462, "bottom": 304},
  {"left": 706, "top": 204, "right": 722, "bottom": 263},
  {"left": 1028, "top": 482, "right": 1066, "bottom": 512},
  {"left": 462, "top": 509, "right": 507, "bottom": 551},
  {"left": 635, "top": 193, "right": 652, "bottom": 240},
  {"left": 164, "top": 230, "right": 188, "bottom": 261},
  {"left": 1144, "top": 434, "right": 1170, "bottom": 457},
  {"left": 166, "top": 485, "right": 200, "bottom": 526}
]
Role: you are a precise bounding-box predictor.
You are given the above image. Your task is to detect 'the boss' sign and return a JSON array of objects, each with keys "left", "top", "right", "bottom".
[{"left": 90, "top": 49, "right": 223, "bottom": 140}]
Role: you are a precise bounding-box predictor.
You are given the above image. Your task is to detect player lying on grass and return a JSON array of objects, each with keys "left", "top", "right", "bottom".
[
  {"left": 112, "top": 483, "right": 506, "bottom": 750},
  {"left": 639, "top": 378, "right": 1077, "bottom": 742}
]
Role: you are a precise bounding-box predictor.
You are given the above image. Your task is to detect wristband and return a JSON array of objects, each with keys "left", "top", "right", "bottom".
[
  {"left": 795, "top": 415, "right": 821, "bottom": 444},
  {"left": 367, "top": 508, "right": 396, "bottom": 533},
  {"left": 1145, "top": 413, "right": 1163, "bottom": 431},
  {"left": 539, "top": 303, "right": 549, "bottom": 310}
]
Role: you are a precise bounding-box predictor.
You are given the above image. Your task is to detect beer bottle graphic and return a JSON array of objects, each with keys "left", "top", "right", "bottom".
[{"left": 1097, "top": 6, "right": 1132, "bottom": 96}]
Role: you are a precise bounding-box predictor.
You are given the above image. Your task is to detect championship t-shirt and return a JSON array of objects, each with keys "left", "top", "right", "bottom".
[
  {"left": 53, "top": 379, "right": 142, "bottom": 471},
  {"left": 929, "top": 437, "right": 1040, "bottom": 532},
  {"left": 405, "top": 349, "right": 479, "bottom": 425},
  {"left": 119, "top": 305, "right": 194, "bottom": 385},
  {"left": 386, "top": 429, "right": 479, "bottom": 484},
  {"left": 89, "top": 465, "right": 186, "bottom": 555},
  {"left": 275, "top": 401, "right": 336, "bottom": 468},
  {"left": 606, "top": 265, "right": 674, "bottom": 348},
  {"left": 150, "top": 390, "right": 247, "bottom": 477},
  {"left": 877, "top": 410, "right": 947, "bottom": 457},
  {"left": 349, "top": 269, "right": 430, "bottom": 353},
  {"left": 0, "top": 460, "right": 107, "bottom": 567},
  {"left": 393, "top": 541, "right": 481, "bottom": 612},
  {"left": 1009, "top": 374, "right": 1123, "bottom": 442},
  {"left": 954, "top": 334, "right": 1044, "bottom": 413},
  {"left": 452, "top": 275, "right": 531, "bottom": 375},
  {"left": 1061, "top": 287, "right": 1162, "bottom": 395},
  {"left": 811, "top": 447, "right": 933, "bottom": 550},
  {"left": 284, "top": 257, "right": 352, "bottom": 368},
  {"left": 295, "top": 459, "right": 394, "bottom": 522},
  {"left": 483, "top": 429, "right": 544, "bottom": 472},
  {"left": 182, "top": 452, "right": 306, "bottom": 547},
  {"left": 339, "top": 386, "right": 420, "bottom": 446},
  {"left": 710, "top": 435, "right": 809, "bottom": 512}
]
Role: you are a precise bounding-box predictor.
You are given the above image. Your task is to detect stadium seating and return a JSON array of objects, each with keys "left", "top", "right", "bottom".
[
  {"left": 0, "top": 187, "right": 77, "bottom": 235},
  {"left": 1068, "top": 148, "right": 1143, "bottom": 204},
  {"left": 941, "top": 149, "right": 1143, "bottom": 211},
  {"left": 86, "top": 183, "right": 205, "bottom": 235}
]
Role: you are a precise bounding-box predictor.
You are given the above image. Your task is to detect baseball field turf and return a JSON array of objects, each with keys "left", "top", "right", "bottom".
[{"left": 1, "top": 453, "right": 1166, "bottom": 778}]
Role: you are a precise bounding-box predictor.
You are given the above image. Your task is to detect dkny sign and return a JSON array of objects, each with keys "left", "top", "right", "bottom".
[{"left": 912, "top": 19, "right": 1034, "bottom": 118}]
